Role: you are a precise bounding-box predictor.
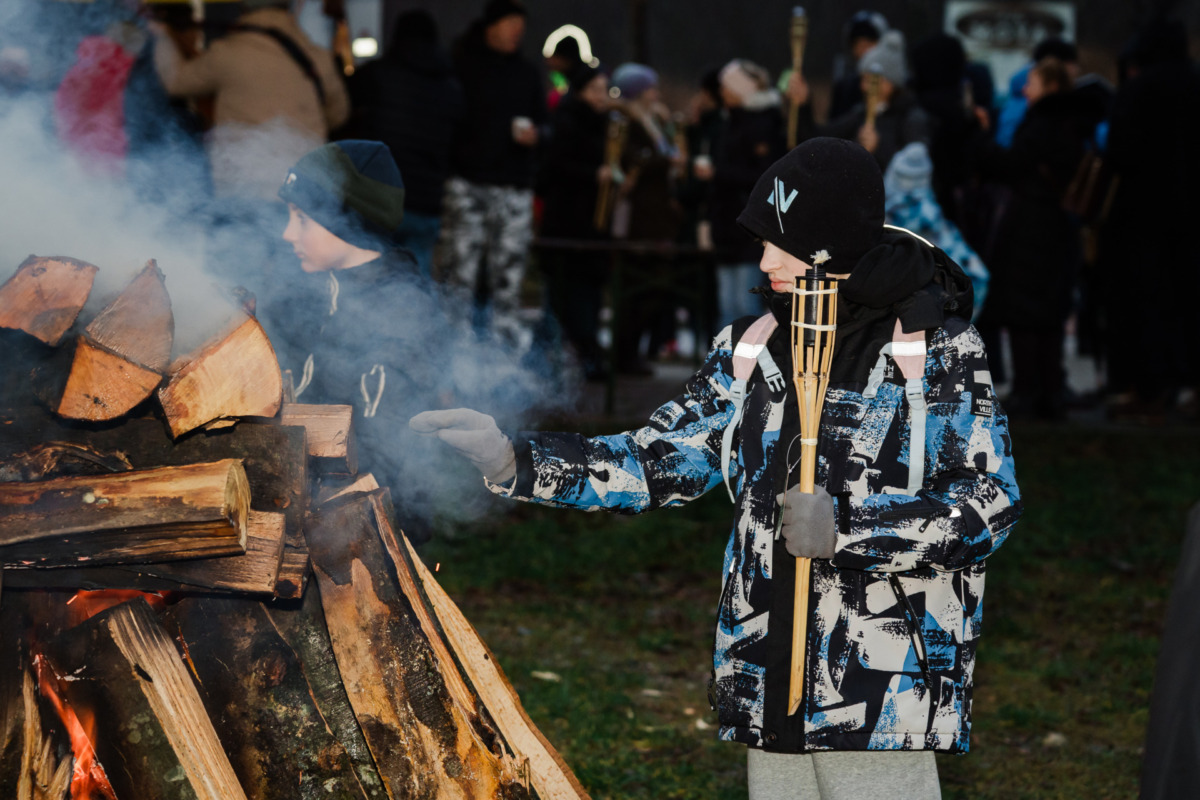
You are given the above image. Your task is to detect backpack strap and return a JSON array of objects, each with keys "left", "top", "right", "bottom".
[
  {"left": 863, "top": 319, "right": 928, "bottom": 495},
  {"left": 721, "top": 314, "right": 780, "bottom": 501},
  {"left": 235, "top": 24, "right": 327, "bottom": 107}
]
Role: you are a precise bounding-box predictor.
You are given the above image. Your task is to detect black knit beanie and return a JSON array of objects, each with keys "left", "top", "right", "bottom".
[
  {"left": 736, "top": 137, "right": 884, "bottom": 273},
  {"left": 278, "top": 140, "right": 405, "bottom": 250},
  {"left": 483, "top": 0, "right": 527, "bottom": 26}
]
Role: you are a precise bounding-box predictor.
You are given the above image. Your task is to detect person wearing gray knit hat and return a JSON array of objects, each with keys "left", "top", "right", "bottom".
[{"left": 858, "top": 29, "right": 907, "bottom": 88}]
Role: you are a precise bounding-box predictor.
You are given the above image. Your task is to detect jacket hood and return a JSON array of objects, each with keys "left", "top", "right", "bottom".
[
  {"left": 765, "top": 227, "right": 973, "bottom": 383},
  {"left": 389, "top": 38, "right": 454, "bottom": 76}
]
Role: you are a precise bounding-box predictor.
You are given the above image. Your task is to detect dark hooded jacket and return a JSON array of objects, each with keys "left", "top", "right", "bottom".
[
  {"left": 709, "top": 102, "right": 787, "bottom": 263},
  {"left": 489, "top": 229, "right": 1020, "bottom": 753},
  {"left": 538, "top": 91, "right": 608, "bottom": 239},
  {"left": 346, "top": 21, "right": 464, "bottom": 215},
  {"left": 450, "top": 22, "right": 547, "bottom": 188},
  {"left": 800, "top": 92, "right": 931, "bottom": 174}
]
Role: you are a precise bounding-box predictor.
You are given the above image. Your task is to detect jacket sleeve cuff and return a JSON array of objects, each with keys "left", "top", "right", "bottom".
[{"left": 485, "top": 431, "right": 536, "bottom": 499}]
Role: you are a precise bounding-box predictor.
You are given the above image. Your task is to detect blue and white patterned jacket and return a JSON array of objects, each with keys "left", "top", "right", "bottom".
[{"left": 490, "top": 298, "right": 1020, "bottom": 754}]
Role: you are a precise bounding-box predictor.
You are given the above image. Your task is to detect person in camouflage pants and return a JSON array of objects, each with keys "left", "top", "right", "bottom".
[{"left": 439, "top": 176, "right": 534, "bottom": 348}]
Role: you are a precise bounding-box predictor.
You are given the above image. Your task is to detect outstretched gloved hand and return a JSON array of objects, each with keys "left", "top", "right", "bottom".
[
  {"left": 777, "top": 485, "right": 837, "bottom": 559},
  {"left": 409, "top": 408, "right": 516, "bottom": 484}
]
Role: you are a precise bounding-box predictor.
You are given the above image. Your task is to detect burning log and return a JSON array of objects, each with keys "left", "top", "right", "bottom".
[
  {"left": 158, "top": 314, "right": 283, "bottom": 438},
  {"left": 0, "top": 256, "right": 98, "bottom": 347},
  {"left": 0, "top": 459, "right": 250, "bottom": 567},
  {"left": 166, "top": 597, "right": 373, "bottom": 800},
  {"left": 281, "top": 403, "right": 357, "bottom": 475},
  {"left": 41, "top": 597, "right": 249, "bottom": 800},
  {"left": 2, "top": 511, "right": 287, "bottom": 596}
]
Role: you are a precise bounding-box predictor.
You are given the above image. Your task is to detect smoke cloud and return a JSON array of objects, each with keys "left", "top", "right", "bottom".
[{"left": 0, "top": 0, "right": 576, "bottom": 532}]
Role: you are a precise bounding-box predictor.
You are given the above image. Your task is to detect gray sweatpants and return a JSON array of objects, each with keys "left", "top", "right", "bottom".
[{"left": 747, "top": 749, "right": 941, "bottom": 800}]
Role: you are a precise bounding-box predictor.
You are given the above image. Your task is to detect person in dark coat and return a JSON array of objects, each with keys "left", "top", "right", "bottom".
[
  {"left": 791, "top": 31, "right": 930, "bottom": 174},
  {"left": 265, "top": 140, "right": 448, "bottom": 541},
  {"left": 347, "top": 10, "right": 465, "bottom": 277},
  {"left": 827, "top": 10, "right": 888, "bottom": 120},
  {"left": 441, "top": 0, "right": 547, "bottom": 349},
  {"left": 702, "top": 59, "right": 786, "bottom": 329},
  {"left": 1098, "top": 19, "right": 1200, "bottom": 418},
  {"left": 537, "top": 65, "right": 612, "bottom": 379},
  {"left": 971, "top": 56, "right": 1091, "bottom": 419}
]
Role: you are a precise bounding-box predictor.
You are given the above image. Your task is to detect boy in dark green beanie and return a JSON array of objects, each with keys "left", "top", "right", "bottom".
[{"left": 267, "top": 139, "right": 445, "bottom": 541}]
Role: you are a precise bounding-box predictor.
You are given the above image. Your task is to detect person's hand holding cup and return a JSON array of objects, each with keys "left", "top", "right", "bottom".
[
  {"left": 693, "top": 154, "right": 714, "bottom": 181},
  {"left": 512, "top": 116, "right": 537, "bottom": 147}
]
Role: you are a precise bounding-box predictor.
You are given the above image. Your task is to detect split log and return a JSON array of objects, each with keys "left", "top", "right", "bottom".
[
  {"left": 0, "top": 256, "right": 98, "bottom": 346},
  {"left": 396, "top": 525, "right": 590, "bottom": 800},
  {"left": 316, "top": 473, "right": 379, "bottom": 506},
  {"left": 267, "top": 576, "right": 387, "bottom": 798},
  {"left": 41, "top": 597, "right": 249, "bottom": 800},
  {"left": 281, "top": 404, "right": 357, "bottom": 474},
  {"left": 84, "top": 260, "right": 174, "bottom": 372},
  {"left": 307, "top": 491, "right": 544, "bottom": 800},
  {"left": 0, "top": 460, "right": 249, "bottom": 567},
  {"left": 158, "top": 314, "right": 282, "bottom": 438},
  {"left": 35, "top": 335, "right": 163, "bottom": 422},
  {"left": 273, "top": 548, "right": 310, "bottom": 600},
  {"left": 2, "top": 511, "right": 286, "bottom": 595},
  {"left": 166, "top": 597, "right": 372, "bottom": 800}
]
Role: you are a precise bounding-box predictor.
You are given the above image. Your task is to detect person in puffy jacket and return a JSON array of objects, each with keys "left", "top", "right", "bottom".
[{"left": 412, "top": 138, "right": 1021, "bottom": 800}]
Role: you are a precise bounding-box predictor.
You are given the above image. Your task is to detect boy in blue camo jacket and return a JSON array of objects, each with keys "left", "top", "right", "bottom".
[{"left": 412, "top": 137, "right": 1021, "bottom": 800}]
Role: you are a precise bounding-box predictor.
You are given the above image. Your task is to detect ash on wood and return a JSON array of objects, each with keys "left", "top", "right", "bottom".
[
  {"left": 281, "top": 404, "right": 357, "bottom": 475},
  {"left": 0, "top": 459, "right": 250, "bottom": 567},
  {"left": 167, "top": 596, "right": 372, "bottom": 800},
  {"left": 0, "top": 256, "right": 98, "bottom": 346},
  {"left": 158, "top": 314, "right": 282, "bottom": 438},
  {"left": 42, "top": 597, "right": 249, "bottom": 800}
]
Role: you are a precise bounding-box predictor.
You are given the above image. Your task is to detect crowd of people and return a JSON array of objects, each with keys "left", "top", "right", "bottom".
[{"left": 13, "top": 0, "right": 1200, "bottom": 422}]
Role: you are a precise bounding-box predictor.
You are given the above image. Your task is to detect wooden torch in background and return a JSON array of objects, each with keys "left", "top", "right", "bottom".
[
  {"left": 787, "top": 6, "right": 807, "bottom": 149},
  {"left": 787, "top": 265, "right": 837, "bottom": 715}
]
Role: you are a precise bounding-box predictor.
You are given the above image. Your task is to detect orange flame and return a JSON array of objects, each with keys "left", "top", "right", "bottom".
[
  {"left": 66, "top": 589, "right": 169, "bottom": 626},
  {"left": 33, "top": 653, "right": 117, "bottom": 800}
]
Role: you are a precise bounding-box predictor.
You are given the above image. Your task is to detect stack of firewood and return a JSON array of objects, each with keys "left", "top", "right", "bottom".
[{"left": 0, "top": 256, "right": 589, "bottom": 800}]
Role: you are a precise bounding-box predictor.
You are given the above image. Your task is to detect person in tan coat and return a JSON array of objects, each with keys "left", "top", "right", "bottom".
[{"left": 152, "top": 0, "right": 349, "bottom": 201}]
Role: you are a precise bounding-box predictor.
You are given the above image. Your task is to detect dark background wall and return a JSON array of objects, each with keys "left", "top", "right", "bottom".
[{"left": 384, "top": 0, "right": 1199, "bottom": 107}]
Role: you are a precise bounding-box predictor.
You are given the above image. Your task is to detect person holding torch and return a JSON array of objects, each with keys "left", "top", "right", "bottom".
[{"left": 411, "top": 138, "right": 1020, "bottom": 800}]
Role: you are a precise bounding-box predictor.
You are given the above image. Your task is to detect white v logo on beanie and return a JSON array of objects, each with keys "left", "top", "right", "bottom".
[{"left": 767, "top": 178, "right": 798, "bottom": 232}]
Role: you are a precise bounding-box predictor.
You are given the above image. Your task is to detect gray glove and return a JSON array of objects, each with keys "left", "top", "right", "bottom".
[
  {"left": 777, "top": 485, "right": 837, "bottom": 559},
  {"left": 409, "top": 408, "right": 516, "bottom": 484}
]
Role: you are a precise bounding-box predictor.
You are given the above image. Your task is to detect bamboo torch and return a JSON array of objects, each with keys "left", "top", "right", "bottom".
[
  {"left": 864, "top": 71, "right": 882, "bottom": 129},
  {"left": 787, "top": 7, "right": 808, "bottom": 149},
  {"left": 787, "top": 264, "right": 838, "bottom": 716},
  {"left": 594, "top": 112, "right": 628, "bottom": 233}
]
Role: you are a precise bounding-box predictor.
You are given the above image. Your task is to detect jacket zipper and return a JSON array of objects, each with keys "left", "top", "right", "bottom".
[{"left": 888, "top": 574, "right": 934, "bottom": 690}]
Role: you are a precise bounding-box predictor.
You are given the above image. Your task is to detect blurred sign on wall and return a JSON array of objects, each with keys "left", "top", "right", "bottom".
[{"left": 945, "top": 1, "right": 1076, "bottom": 100}]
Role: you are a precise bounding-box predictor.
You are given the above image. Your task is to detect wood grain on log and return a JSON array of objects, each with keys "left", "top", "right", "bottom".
[
  {"left": 2, "top": 511, "right": 286, "bottom": 595},
  {"left": 49, "top": 336, "right": 163, "bottom": 421},
  {"left": 158, "top": 315, "right": 282, "bottom": 438},
  {"left": 0, "top": 256, "right": 98, "bottom": 346},
  {"left": 307, "top": 491, "right": 532, "bottom": 800},
  {"left": 84, "top": 259, "right": 174, "bottom": 372},
  {"left": 280, "top": 404, "right": 357, "bottom": 474},
  {"left": 168, "top": 597, "right": 371, "bottom": 800},
  {"left": 0, "top": 460, "right": 249, "bottom": 567},
  {"left": 42, "top": 598, "right": 249, "bottom": 800}
]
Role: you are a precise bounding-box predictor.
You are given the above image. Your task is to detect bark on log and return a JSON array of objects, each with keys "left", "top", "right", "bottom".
[
  {"left": 166, "top": 596, "right": 371, "bottom": 800},
  {"left": 306, "top": 491, "right": 533, "bottom": 800},
  {"left": 273, "top": 548, "right": 310, "bottom": 600},
  {"left": 41, "top": 597, "right": 249, "bottom": 800},
  {"left": 280, "top": 404, "right": 357, "bottom": 474},
  {"left": 266, "top": 578, "right": 387, "bottom": 799},
  {"left": 158, "top": 315, "right": 282, "bottom": 438},
  {"left": 2, "top": 511, "right": 286, "bottom": 595},
  {"left": 0, "top": 460, "right": 250, "bottom": 567},
  {"left": 84, "top": 260, "right": 173, "bottom": 372},
  {"left": 0, "top": 410, "right": 308, "bottom": 556},
  {"left": 0, "top": 256, "right": 97, "bottom": 346}
]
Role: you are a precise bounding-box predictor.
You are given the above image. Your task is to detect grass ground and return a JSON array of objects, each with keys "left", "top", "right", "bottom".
[{"left": 421, "top": 424, "right": 1199, "bottom": 799}]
